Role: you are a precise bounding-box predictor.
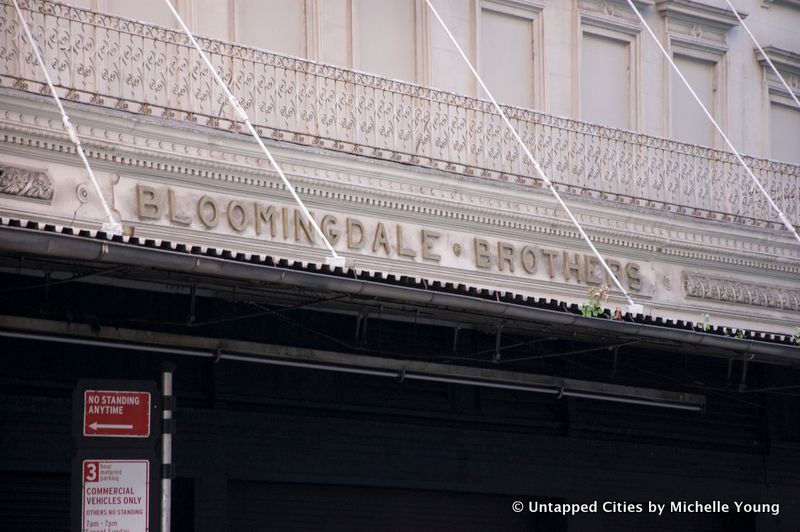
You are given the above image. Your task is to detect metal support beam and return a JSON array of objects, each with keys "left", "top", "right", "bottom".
[
  {"left": 739, "top": 360, "right": 749, "bottom": 392},
  {"left": 726, "top": 359, "right": 734, "bottom": 387},
  {"left": 187, "top": 284, "right": 197, "bottom": 325},
  {"left": 356, "top": 310, "right": 368, "bottom": 349},
  {"left": 493, "top": 324, "right": 503, "bottom": 363},
  {"left": 0, "top": 314, "right": 706, "bottom": 411}
]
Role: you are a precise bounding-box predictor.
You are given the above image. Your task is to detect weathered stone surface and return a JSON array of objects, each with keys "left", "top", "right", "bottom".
[{"left": 0, "top": 165, "right": 53, "bottom": 202}]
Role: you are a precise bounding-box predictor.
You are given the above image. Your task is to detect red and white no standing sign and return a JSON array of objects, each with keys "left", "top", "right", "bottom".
[
  {"left": 83, "top": 390, "right": 151, "bottom": 438},
  {"left": 82, "top": 459, "right": 149, "bottom": 532}
]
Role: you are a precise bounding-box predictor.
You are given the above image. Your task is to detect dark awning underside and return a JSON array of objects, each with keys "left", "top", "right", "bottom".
[{"left": 0, "top": 218, "right": 797, "bottom": 366}]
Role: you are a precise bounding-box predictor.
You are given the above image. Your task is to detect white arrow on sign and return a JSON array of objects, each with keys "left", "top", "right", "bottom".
[{"left": 89, "top": 422, "right": 134, "bottom": 430}]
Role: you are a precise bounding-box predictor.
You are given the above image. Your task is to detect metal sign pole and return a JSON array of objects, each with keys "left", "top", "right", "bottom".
[{"left": 161, "top": 365, "right": 174, "bottom": 532}]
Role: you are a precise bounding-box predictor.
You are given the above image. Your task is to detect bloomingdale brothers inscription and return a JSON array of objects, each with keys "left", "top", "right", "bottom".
[{"left": 132, "top": 182, "right": 648, "bottom": 291}]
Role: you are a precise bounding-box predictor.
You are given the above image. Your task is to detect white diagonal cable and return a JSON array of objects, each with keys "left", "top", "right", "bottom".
[
  {"left": 12, "top": 0, "right": 122, "bottom": 235},
  {"left": 424, "top": 0, "right": 639, "bottom": 310},
  {"left": 162, "top": 0, "right": 345, "bottom": 267},
  {"left": 724, "top": 0, "right": 800, "bottom": 109},
  {"left": 626, "top": 0, "right": 800, "bottom": 246}
]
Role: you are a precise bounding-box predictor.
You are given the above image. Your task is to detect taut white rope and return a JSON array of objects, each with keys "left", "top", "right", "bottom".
[
  {"left": 626, "top": 0, "right": 800, "bottom": 246},
  {"left": 12, "top": 0, "right": 122, "bottom": 235},
  {"left": 162, "top": 0, "right": 345, "bottom": 268},
  {"left": 424, "top": 0, "right": 640, "bottom": 311},
  {"left": 724, "top": 0, "right": 800, "bottom": 109}
]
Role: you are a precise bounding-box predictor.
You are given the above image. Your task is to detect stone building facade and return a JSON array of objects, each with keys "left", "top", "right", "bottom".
[{"left": 0, "top": 0, "right": 799, "bottom": 531}]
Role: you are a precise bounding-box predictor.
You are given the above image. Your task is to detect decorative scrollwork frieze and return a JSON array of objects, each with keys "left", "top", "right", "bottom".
[
  {"left": 682, "top": 272, "right": 800, "bottom": 312},
  {"left": 0, "top": 164, "right": 54, "bottom": 202},
  {"left": 0, "top": 0, "right": 799, "bottom": 228}
]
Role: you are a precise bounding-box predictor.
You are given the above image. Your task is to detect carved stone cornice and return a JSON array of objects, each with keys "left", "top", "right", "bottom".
[
  {"left": 2, "top": 0, "right": 797, "bottom": 234},
  {"left": 483, "top": 0, "right": 545, "bottom": 12},
  {"left": 0, "top": 164, "right": 53, "bottom": 202},
  {"left": 683, "top": 271, "right": 800, "bottom": 312},
  {"left": 658, "top": 0, "right": 745, "bottom": 56},
  {"left": 578, "top": 0, "right": 652, "bottom": 34},
  {"left": 1, "top": 102, "right": 799, "bottom": 281},
  {"left": 656, "top": 0, "right": 746, "bottom": 31},
  {"left": 761, "top": 0, "right": 800, "bottom": 9},
  {"left": 756, "top": 46, "right": 800, "bottom": 101},
  {"left": 756, "top": 46, "right": 800, "bottom": 77}
]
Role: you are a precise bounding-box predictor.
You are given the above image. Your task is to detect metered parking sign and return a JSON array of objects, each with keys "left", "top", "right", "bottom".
[{"left": 82, "top": 459, "right": 149, "bottom": 532}]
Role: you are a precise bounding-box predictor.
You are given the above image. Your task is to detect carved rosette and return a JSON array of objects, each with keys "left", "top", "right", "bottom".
[
  {"left": 682, "top": 272, "right": 800, "bottom": 312},
  {"left": 0, "top": 165, "right": 54, "bottom": 202}
]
